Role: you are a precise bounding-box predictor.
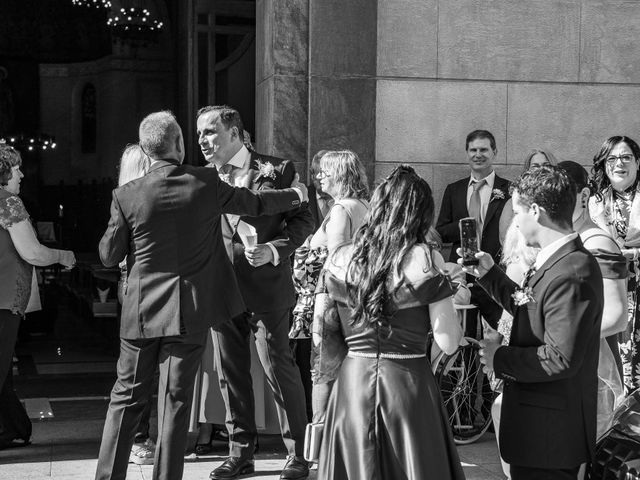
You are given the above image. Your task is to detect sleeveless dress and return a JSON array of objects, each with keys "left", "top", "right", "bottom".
[
  {"left": 290, "top": 198, "right": 369, "bottom": 338},
  {"left": 580, "top": 227, "right": 628, "bottom": 437},
  {"left": 317, "top": 244, "right": 465, "bottom": 480}
]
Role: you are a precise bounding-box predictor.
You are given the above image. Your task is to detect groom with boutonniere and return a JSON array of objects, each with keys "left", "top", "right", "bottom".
[
  {"left": 460, "top": 165, "right": 603, "bottom": 480},
  {"left": 196, "top": 105, "right": 314, "bottom": 480}
]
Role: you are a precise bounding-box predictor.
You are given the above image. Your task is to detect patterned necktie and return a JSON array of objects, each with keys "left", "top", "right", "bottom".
[
  {"left": 468, "top": 178, "right": 486, "bottom": 233},
  {"left": 219, "top": 163, "right": 234, "bottom": 185},
  {"left": 522, "top": 265, "right": 537, "bottom": 287}
]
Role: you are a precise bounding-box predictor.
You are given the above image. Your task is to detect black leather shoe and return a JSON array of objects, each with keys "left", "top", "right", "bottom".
[
  {"left": 280, "top": 455, "right": 309, "bottom": 480},
  {"left": 209, "top": 456, "right": 255, "bottom": 479}
]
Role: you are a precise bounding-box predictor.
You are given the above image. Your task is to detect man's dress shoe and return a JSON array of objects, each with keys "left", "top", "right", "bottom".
[
  {"left": 209, "top": 456, "right": 255, "bottom": 479},
  {"left": 280, "top": 455, "right": 309, "bottom": 480}
]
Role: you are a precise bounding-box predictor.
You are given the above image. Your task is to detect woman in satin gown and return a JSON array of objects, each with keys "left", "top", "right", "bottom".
[{"left": 316, "top": 165, "right": 466, "bottom": 480}]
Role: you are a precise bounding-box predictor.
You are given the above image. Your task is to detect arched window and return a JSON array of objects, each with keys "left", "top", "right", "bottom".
[{"left": 81, "top": 83, "right": 96, "bottom": 153}]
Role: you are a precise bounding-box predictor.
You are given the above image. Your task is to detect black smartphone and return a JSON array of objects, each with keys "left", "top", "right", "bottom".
[{"left": 459, "top": 217, "right": 479, "bottom": 266}]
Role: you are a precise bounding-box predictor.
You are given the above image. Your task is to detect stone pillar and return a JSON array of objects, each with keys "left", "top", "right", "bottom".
[
  {"left": 255, "top": 0, "right": 309, "bottom": 176},
  {"left": 307, "top": 0, "right": 377, "bottom": 183}
]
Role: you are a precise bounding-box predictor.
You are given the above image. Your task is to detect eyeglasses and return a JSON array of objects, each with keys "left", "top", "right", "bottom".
[
  {"left": 317, "top": 170, "right": 331, "bottom": 179},
  {"left": 606, "top": 154, "right": 635, "bottom": 166}
]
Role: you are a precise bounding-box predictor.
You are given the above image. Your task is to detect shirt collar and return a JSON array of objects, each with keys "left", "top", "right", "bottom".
[
  {"left": 534, "top": 232, "right": 578, "bottom": 270},
  {"left": 468, "top": 170, "right": 496, "bottom": 189},
  {"left": 218, "top": 145, "right": 250, "bottom": 171}
]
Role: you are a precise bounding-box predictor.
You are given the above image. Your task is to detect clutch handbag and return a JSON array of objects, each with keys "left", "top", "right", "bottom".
[{"left": 303, "top": 422, "right": 324, "bottom": 463}]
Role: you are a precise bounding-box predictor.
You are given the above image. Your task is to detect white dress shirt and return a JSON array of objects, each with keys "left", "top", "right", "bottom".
[
  {"left": 215, "top": 146, "right": 282, "bottom": 265},
  {"left": 533, "top": 232, "right": 578, "bottom": 273}
]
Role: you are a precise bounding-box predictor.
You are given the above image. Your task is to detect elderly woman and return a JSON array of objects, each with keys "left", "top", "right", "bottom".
[
  {"left": 499, "top": 149, "right": 559, "bottom": 243},
  {"left": 0, "top": 143, "right": 75, "bottom": 449},
  {"left": 589, "top": 136, "right": 640, "bottom": 393},
  {"left": 289, "top": 150, "right": 370, "bottom": 428},
  {"left": 290, "top": 150, "right": 370, "bottom": 340}
]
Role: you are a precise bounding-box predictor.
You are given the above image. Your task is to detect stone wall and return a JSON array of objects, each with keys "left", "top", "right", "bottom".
[{"left": 256, "top": 0, "right": 640, "bottom": 211}]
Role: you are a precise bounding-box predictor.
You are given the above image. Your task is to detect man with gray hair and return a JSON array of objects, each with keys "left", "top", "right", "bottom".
[{"left": 95, "top": 110, "right": 308, "bottom": 480}]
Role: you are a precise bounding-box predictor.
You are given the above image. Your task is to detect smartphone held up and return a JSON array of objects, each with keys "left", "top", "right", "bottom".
[{"left": 459, "top": 217, "right": 479, "bottom": 266}]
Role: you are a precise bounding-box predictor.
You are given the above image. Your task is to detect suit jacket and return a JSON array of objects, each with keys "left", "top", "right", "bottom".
[
  {"left": 436, "top": 175, "right": 510, "bottom": 262},
  {"left": 99, "top": 159, "right": 303, "bottom": 339},
  {"left": 307, "top": 184, "right": 323, "bottom": 230},
  {"left": 478, "top": 237, "right": 603, "bottom": 469},
  {"left": 231, "top": 152, "right": 315, "bottom": 313}
]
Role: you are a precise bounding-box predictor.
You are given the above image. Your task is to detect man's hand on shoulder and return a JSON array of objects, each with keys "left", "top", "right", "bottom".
[{"left": 291, "top": 173, "right": 308, "bottom": 202}]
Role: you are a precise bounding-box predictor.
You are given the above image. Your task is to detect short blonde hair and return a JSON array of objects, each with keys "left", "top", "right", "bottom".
[
  {"left": 320, "top": 150, "right": 369, "bottom": 199},
  {"left": 118, "top": 144, "right": 150, "bottom": 186}
]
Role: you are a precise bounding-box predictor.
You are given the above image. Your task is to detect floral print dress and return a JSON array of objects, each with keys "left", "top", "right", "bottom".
[{"left": 590, "top": 184, "right": 640, "bottom": 393}]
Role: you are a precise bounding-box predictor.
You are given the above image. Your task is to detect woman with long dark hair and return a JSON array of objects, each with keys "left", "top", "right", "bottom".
[{"left": 315, "top": 165, "right": 464, "bottom": 479}]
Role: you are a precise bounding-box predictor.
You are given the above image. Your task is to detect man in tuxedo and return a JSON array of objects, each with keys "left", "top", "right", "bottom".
[
  {"left": 197, "top": 106, "right": 314, "bottom": 480},
  {"left": 467, "top": 166, "right": 603, "bottom": 480},
  {"left": 436, "top": 129, "right": 510, "bottom": 328},
  {"left": 96, "top": 110, "right": 308, "bottom": 480}
]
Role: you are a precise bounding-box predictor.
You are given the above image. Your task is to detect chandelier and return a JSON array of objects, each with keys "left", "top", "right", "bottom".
[
  {"left": 107, "top": 5, "right": 164, "bottom": 46},
  {"left": 0, "top": 134, "right": 57, "bottom": 153},
  {"left": 71, "top": 0, "right": 112, "bottom": 9}
]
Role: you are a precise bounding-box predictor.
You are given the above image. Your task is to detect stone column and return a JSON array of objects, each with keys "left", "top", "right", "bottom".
[
  {"left": 255, "top": 0, "right": 309, "bottom": 176},
  {"left": 308, "top": 0, "right": 377, "bottom": 182}
]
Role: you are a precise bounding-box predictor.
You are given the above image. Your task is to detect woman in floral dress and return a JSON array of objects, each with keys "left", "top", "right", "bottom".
[{"left": 590, "top": 136, "right": 640, "bottom": 393}]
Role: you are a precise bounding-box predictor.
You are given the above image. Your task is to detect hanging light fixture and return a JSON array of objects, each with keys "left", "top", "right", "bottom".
[
  {"left": 1, "top": 134, "right": 57, "bottom": 153},
  {"left": 107, "top": 2, "right": 164, "bottom": 47},
  {"left": 71, "top": 0, "right": 112, "bottom": 9}
]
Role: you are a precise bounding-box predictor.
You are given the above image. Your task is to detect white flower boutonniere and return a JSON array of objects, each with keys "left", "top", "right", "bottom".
[
  {"left": 256, "top": 160, "right": 277, "bottom": 180},
  {"left": 512, "top": 286, "right": 535, "bottom": 306},
  {"left": 491, "top": 189, "right": 506, "bottom": 201}
]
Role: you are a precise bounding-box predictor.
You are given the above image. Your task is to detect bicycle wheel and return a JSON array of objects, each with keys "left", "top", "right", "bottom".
[{"left": 434, "top": 340, "right": 495, "bottom": 444}]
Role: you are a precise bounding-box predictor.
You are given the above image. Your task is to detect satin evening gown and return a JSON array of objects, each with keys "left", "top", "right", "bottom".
[{"left": 317, "top": 246, "right": 465, "bottom": 480}]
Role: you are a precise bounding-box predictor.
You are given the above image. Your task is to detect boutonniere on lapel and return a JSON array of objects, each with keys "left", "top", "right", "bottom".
[
  {"left": 512, "top": 286, "right": 535, "bottom": 306},
  {"left": 255, "top": 159, "right": 277, "bottom": 180},
  {"left": 490, "top": 189, "right": 506, "bottom": 202}
]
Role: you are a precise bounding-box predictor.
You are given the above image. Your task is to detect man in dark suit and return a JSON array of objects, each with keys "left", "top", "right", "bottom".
[
  {"left": 467, "top": 166, "right": 603, "bottom": 480},
  {"left": 95, "top": 110, "right": 308, "bottom": 480},
  {"left": 436, "top": 129, "right": 510, "bottom": 328},
  {"left": 197, "top": 106, "right": 314, "bottom": 480}
]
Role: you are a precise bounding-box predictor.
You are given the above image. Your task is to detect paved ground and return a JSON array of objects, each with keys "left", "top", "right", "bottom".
[{"left": 0, "top": 409, "right": 505, "bottom": 479}]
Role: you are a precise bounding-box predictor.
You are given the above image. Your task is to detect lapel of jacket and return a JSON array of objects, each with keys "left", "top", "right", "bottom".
[
  {"left": 528, "top": 236, "right": 583, "bottom": 290},
  {"left": 456, "top": 179, "right": 470, "bottom": 218},
  {"left": 483, "top": 175, "right": 508, "bottom": 229},
  {"left": 247, "top": 153, "right": 262, "bottom": 190}
]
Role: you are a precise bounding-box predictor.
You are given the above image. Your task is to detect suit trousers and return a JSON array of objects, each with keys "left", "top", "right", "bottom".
[
  {"left": 510, "top": 464, "right": 580, "bottom": 480},
  {"left": 95, "top": 330, "right": 206, "bottom": 480},
  {"left": 213, "top": 308, "right": 307, "bottom": 459},
  {"left": 0, "top": 310, "right": 31, "bottom": 444}
]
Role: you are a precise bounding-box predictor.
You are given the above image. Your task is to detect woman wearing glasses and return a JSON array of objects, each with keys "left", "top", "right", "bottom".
[
  {"left": 590, "top": 136, "right": 640, "bottom": 393},
  {"left": 290, "top": 150, "right": 370, "bottom": 424}
]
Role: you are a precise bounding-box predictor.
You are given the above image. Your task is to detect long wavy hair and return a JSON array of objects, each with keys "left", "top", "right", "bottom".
[
  {"left": 346, "top": 165, "right": 434, "bottom": 330},
  {"left": 591, "top": 135, "right": 640, "bottom": 201},
  {"left": 320, "top": 150, "right": 369, "bottom": 200},
  {"left": 118, "top": 144, "right": 150, "bottom": 187}
]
